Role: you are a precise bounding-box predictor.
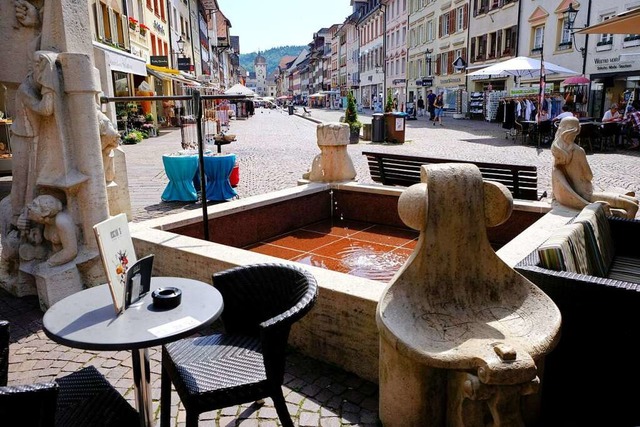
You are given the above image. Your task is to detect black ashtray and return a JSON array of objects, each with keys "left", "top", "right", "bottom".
[{"left": 151, "top": 287, "right": 182, "bottom": 310}]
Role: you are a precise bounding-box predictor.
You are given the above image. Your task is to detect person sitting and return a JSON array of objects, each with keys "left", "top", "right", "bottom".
[
  {"left": 536, "top": 109, "right": 550, "bottom": 122},
  {"left": 552, "top": 104, "right": 574, "bottom": 123},
  {"left": 602, "top": 103, "right": 622, "bottom": 123},
  {"left": 624, "top": 101, "right": 640, "bottom": 150}
]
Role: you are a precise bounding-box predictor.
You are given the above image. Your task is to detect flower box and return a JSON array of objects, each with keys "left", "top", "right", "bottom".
[{"left": 139, "top": 24, "right": 149, "bottom": 36}]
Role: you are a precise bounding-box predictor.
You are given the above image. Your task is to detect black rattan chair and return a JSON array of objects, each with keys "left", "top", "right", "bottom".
[
  {"left": 160, "top": 263, "right": 318, "bottom": 427},
  {"left": 0, "top": 320, "right": 139, "bottom": 427}
]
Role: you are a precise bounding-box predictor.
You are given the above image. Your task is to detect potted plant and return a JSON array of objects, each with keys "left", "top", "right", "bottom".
[
  {"left": 123, "top": 129, "right": 144, "bottom": 144},
  {"left": 128, "top": 17, "right": 138, "bottom": 31},
  {"left": 139, "top": 23, "right": 148, "bottom": 36},
  {"left": 344, "top": 92, "right": 361, "bottom": 144}
]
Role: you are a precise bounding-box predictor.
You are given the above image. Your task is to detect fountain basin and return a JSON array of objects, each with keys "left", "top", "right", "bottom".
[{"left": 131, "top": 181, "right": 550, "bottom": 382}]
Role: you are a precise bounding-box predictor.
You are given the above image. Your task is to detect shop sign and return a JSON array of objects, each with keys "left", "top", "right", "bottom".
[
  {"left": 150, "top": 55, "right": 169, "bottom": 67},
  {"left": 416, "top": 78, "right": 433, "bottom": 87},
  {"left": 153, "top": 21, "right": 165, "bottom": 35},
  {"left": 177, "top": 57, "right": 192, "bottom": 71},
  {"left": 509, "top": 86, "right": 552, "bottom": 97},
  {"left": 593, "top": 55, "right": 634, "bottom": 71},
  {"left": 392, "top": 79, "right": 406, "bottom": 85},
  {"left": 438, "top": 77, "right": 463, "bottom": 86}
]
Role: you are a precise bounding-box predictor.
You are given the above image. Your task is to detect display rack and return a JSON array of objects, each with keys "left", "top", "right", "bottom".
[
  {"left": 486, "top": 91, "right": 507, "bottom": 122},
  {"left": 469, "top": 92, "right": 484, "bottom": 119}
]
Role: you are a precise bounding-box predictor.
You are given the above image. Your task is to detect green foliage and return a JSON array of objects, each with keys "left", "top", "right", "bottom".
[
  {"left": 239, "top": 45, "right": 305, "bottom": 75},
  {"left": 385, "top": 90, "right": 394, "bottom": 113},
  {"left": 345, "top": 92, "right": 361, "bottom": 132},
  {"left": 123, "top": 129, "right": 144, "bottom": 144}
]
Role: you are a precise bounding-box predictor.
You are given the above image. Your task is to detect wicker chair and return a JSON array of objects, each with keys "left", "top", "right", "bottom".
[
  {"left": 160, "top": 263, "right": 318, "bottom": 427},
  {"left": 515, "top": 214, "right": 640, "bottom": 426},
  {"left": 0, "top": 320, "right": 139, "bottom": 427}
]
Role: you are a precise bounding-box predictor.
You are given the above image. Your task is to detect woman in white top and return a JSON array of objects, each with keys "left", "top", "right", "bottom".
[{"left": 602, "top": 104, "right": 621, "bottom": 122}]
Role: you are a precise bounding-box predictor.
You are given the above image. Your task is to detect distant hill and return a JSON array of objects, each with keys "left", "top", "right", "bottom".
[{"left": 239, "top": 45, "right": 305, "bottom": 75}]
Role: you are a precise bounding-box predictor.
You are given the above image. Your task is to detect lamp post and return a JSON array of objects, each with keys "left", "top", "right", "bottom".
[
  {"left": 565, "top": 3, "right": 586, "bottom": 59},
  {"left": 425, "top": 48, "right": 433, "bottom": 77}
]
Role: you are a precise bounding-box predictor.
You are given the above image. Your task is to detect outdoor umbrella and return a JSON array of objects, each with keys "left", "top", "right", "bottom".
[
  {"left": 309, "top": 92, "right": 327, "bottom": 98},
  {"left": 224, "top": 83, "right": 256, "bottom": 96},
  {"left": 467, "top": 56, "right": 578, "bottom": 79},
  {"left": 562, "top": 75, "right": 591, "bottom": 85},
  {"left": 577, "top": 7, "right": 640, "bottom": 34},
  {"left": 276, "top": 95, "right": 291, "bottom": 100}
]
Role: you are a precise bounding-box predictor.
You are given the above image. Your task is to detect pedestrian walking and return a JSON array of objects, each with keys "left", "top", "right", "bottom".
[
  {"left": 433, "top": 93, "right": 444, "bottom": 126},
  {"left": 427, "top": 90, "right": 436, "bottom": 121},
  {"left": 417, "top": 96, "right": 425, "bottom": 117}
]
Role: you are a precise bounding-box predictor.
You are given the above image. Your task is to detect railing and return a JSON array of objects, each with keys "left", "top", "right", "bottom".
[{"left": 101, "top": 91, "right": 250, "bottom": 241}]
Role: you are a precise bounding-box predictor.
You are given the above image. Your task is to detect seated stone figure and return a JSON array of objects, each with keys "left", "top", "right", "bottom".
[
  {"left": 17, "top": 195, "right": 78, "bottom": 267},
  {"left": 551, "top": 116, "right": 639, "bottom": 219}
]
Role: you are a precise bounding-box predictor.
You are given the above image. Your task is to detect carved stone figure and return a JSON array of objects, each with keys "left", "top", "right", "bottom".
[
  {"left": 17, "top": 195, "right": 78, "bottom": 267},
  {"left": 551, "top": 116, "right": 639, "bottom": 219},
  {"left": 97, "top": 108, "right": 121, "bottom": 183},
  {"left": 303, "top": 123, "right": 357, "bottom": 182},
  {"left": 9, "top": 50, "right": 55, "bottom": 224}
]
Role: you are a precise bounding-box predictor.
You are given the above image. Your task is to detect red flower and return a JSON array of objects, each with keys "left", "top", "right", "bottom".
[
  {"left": 139, "top": 23, "right": 149, "bottom": 30},
  {"left": 128, "top": 17, "right": 138, "bottom": 24}
]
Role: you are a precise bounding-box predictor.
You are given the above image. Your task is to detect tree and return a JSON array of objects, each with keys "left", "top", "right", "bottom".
[
  {"left": 344, "top": 91, "right": 361, "bottom": 134},
  {"left": 385, "top": 89, "right": 394, "bottom": 113}
]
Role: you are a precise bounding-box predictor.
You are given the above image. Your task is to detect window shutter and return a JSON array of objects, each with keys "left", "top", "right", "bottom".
[
  {"left": 108, "top": 7, "right": 117, "bottom": 43},
  {"left": 462, "top": 47, "right": 467, "bottom": 65},
  {"left": 95, "top": 1, "right": 104, "bottom": 41},
  {"left": 463, "top": 4, "right": 468, "bottom": 29},
  {"left": 121, "top": 14, "right": 130, "bottom": 49},
  {"left": 470, "top": 38, "right": 476, "bottom": 62},
  {"left": 448, "top": 51, "right": 454, "bottom": 74},
  {"left": 439, "top": 15, "right": 442, "bottom": 38},
  {"left": 449, "top": 11, "right": 455, "bottom": 34},
  {"left": 435, "top": 55, "right": 440, "bottom": 75}
]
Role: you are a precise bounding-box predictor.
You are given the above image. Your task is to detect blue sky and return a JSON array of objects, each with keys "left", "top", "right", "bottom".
[{"left": 216, "top": 0, "right": 353, "bottom": 54}]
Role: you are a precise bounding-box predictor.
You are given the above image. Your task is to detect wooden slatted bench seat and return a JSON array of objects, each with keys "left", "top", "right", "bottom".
[{"left": 362, "top": 151, "right": 547, "bottom": 201}]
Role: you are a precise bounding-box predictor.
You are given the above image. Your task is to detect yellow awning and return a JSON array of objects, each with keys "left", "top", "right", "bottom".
[{"left": 147, "top": 64, "right": 181, "bottom": 75}]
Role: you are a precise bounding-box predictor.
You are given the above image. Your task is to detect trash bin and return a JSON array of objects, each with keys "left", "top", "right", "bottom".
[
  {"left": 288, "top": 105, "right": 294, "bottom": 115},
  {"left": 362, "top": 123, "right": 372, "bottom": 141},
  {"left": 385, "top": 112, "right": 407, "bottom": 144},
  {"left": 372, "top": 113, "right": 385, "bottom": 142}
]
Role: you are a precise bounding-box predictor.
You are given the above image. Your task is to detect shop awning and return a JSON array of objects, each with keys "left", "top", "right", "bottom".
[
  {"left": 146, "top": 66, "right": 201, "bottom": 86},
  {"left": 93, "top": 42, "right": 147, "bottom": 76}
]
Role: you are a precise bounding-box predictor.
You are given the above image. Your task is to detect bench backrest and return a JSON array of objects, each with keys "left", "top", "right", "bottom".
[{"left": 362, "top": 151, "right": 542, "bottom": 201}]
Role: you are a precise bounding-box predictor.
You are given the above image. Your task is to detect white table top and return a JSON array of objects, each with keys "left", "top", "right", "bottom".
[{"left": 43, "top": 277, "right": 223, "bottom": 351}]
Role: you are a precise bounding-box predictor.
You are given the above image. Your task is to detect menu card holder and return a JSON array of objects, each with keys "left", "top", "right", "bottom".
[
  {"left": 124, "top": 254, "right": 154, "bottom": 308},
  {"left": 93, "top": 213, "right": 137, "bottom": 314}
]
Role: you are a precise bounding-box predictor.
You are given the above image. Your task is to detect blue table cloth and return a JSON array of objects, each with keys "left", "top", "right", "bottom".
[
  {"left": 194, "top": 154, "right": 238, "bottom": 202},
  {"left": 161, "top": 155, "right": 199, "bottom": 202}
]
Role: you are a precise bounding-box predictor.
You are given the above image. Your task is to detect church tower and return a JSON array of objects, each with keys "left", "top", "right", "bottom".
[{"left": 254, "top": 52, "right": 267, "bottom": 96}]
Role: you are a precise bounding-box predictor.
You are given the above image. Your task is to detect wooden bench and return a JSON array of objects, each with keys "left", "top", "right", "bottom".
[{"left": 362, "top": 151, "right": 547, "bottom": 201}]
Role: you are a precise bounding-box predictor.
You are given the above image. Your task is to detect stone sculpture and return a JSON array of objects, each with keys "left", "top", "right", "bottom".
[
  {"left": 0, "top": 0, "right": 122, "bottom": 309},
  {"left": 551, "top": 116, "right": 639, "bottom": 219},
  {"left": 17, "top": 195, "right": 77, "bottom": 267},
  {"left": 303, "top": 123, "right": 357, "bottom": 182},
  {"left": 376, "top": 163, "right": 561, "bottom": 427},
  {"left": 98, "top": 107, "right": 121, "bottom": 184}
]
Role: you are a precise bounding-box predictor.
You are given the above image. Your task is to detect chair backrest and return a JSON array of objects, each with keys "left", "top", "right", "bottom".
[
  {"left": 578, "top": 123, "right": 597, "bottom": 137},
  {"left": 0, "top": 320, "right": 8, "bottom": 387},
  {"left": 600, "top": 122, "right": 618, "bottom": 137},
  {"left": 212, "top": 263, "right": 318, "bottom": 336},
  {"left": 538, "top": 120, "right": 552, "bottom": 133}
]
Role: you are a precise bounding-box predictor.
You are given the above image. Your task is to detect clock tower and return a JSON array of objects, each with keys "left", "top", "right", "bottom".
[{"left": 254, "top": 52, "right": 267, "bottom": 96}]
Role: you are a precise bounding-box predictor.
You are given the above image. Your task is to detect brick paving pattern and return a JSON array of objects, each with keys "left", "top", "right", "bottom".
[{"left": 2, "top": 107, "right": 639, "bottom": 426}]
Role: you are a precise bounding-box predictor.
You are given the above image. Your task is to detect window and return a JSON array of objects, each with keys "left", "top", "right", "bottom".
[
  {"left": 559, "top": 17, "right": 572, "bottom": 47},
  {"left": 427, "top": 20, "right": 433, "bottom": 41},
  {"left": 440, "top": 12, "right": 449, "bottom": 37},
  {"left": 599, "top": 15, "right": 614, "bottom": 45},
  {"left": 533, "top": 26, "right": 544, "bottom": 50},
  {"left": 457, "top": 7, "right": 464, "bottom": 32},
  {"left": 402, "top": 57, "right": 406, "bottom": 73},
  {"left": 441, "top": 52, "right": 448, "bottom": 75}
]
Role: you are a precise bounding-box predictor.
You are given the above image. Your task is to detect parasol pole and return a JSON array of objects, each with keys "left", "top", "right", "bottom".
[{"left": 537, "top": 41, "right": 546, "bottom": 148}]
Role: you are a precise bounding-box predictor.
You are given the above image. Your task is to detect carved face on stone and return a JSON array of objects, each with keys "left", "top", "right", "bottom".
[{"left": 27, "top": 195, "right": 63, "bottom": 223}]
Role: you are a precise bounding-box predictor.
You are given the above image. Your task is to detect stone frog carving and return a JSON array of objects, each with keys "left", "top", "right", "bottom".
[
  {"left": 551, "top": 116, "right": 639, "bottom": 219},
  {"left": 376, "top": 163, "right": 561, "bottom": 427},
  {"left": 17, "top": 195, "right": 78, "bottom": 267},
  {"left": 97, "top": 107, "right": 121, "bottom": 183}
]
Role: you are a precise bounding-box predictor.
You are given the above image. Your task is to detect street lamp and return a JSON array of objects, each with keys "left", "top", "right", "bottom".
[
  {"left": 565, "top": 3, "right": 586, "bottom": 58},
  {"left": 425, "top": 48, "right": 433, "bottom": 77},
  {"left": 176, "top": 35, "right": 186, "bottom": 56}
]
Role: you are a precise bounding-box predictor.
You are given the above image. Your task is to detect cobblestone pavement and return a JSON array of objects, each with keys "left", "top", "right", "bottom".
[{"left": 2, "top": 107, "right": 639, "bottom": 426}]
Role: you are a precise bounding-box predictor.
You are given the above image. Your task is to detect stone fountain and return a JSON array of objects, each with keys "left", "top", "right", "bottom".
[
  {"left": 303, "top": 122, "right": 357, "bottom": 183},
  {"left": 0, "top": 0, "right": 130, "bottom": 309},
  {"left": 376, "top": 163, "right": 561, "bottom": 426}
]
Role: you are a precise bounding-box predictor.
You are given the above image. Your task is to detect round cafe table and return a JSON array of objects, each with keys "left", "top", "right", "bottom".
[{"left": 43, "top": 277, "right": 224, "bottom": 427}]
